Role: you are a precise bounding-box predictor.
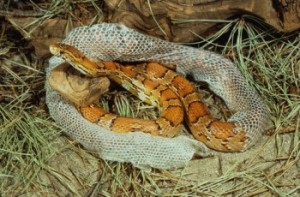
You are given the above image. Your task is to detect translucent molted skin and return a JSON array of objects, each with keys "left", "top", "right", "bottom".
[{"left": 46, "top": 23, "right": 270, "bottom": 169}]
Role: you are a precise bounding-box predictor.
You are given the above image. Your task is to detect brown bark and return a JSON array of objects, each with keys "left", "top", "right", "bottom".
[{"left": 104, "top": 0, "right": 300, "bottom": 42}]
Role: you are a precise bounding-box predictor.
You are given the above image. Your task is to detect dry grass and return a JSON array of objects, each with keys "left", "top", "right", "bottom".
[{"left": 0, "top": 1, "right": 299, "bottom": 196}]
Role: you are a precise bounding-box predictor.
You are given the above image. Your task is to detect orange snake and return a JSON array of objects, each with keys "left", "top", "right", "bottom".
[{"left": 49, "top": 43, "right": 246, "bottom": 152}]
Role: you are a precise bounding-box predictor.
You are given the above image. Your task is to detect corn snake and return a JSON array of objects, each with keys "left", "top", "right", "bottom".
[{"left": 49, "top": 43, "right": 247, "bottom": 152}]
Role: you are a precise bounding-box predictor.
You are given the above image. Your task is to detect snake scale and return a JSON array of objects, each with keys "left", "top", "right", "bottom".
[{"left": 50, "top": 43, "right": 247, "bottom": 152}]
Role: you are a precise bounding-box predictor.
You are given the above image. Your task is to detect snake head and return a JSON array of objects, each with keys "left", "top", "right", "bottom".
[{"left": 49, "top": 43, "right": 99, "bottom": 77}]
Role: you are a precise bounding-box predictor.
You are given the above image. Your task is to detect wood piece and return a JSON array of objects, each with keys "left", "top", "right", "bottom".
[
  {"left": 49, "top": 63, "right": 110, "bottom": 107},
  {"left": 104, "top": 0, "right": 300, "bottom": 42}
]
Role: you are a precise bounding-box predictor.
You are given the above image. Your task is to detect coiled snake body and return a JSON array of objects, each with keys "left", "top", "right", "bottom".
[{"left": 50, "top": 43, "right": 247, "bottom": 152}]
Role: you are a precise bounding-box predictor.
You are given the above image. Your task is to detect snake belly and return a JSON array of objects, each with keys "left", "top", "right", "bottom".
[{"left": 50, "top": 43, "right": 246, "bottom": 152}]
